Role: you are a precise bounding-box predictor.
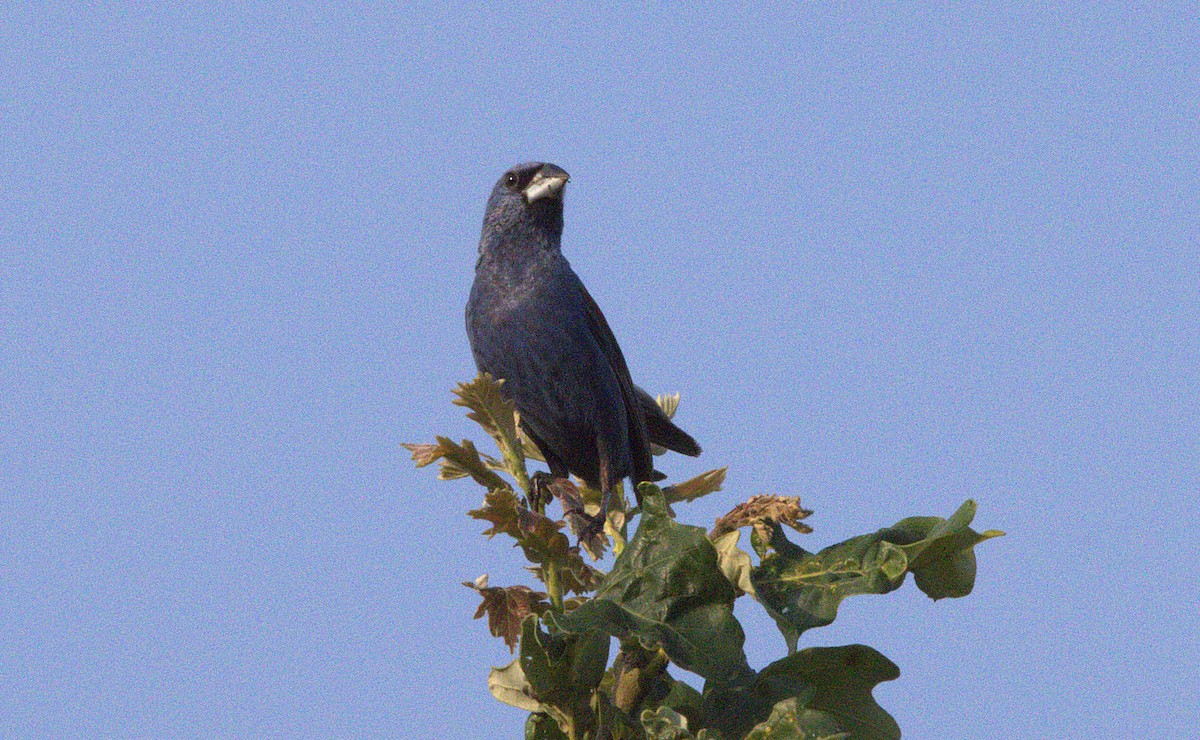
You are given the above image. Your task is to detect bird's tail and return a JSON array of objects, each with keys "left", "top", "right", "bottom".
[{"left": 636, "top": 386, "right": 702, "bottom": 457}]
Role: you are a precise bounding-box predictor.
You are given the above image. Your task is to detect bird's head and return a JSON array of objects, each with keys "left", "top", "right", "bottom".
[{"left": 481, "top": 162, "right": 570, "bottom": 251}]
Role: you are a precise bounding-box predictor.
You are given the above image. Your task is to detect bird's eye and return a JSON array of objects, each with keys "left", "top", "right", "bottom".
[{"left": 505, "top": 173, "right": 518, "bottom": 188}]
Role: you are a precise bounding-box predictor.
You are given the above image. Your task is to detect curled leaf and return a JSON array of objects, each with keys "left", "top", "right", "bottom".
[
  {"left": 641, "top": 705, "right": 693, "bottom": 739},
  {"left": 712, "top": 494, "right": 813, "bottom": 539},
  {"left": 488, "top": 658, "right": 544, "bottom": 713},
  {"left": 711, "top": 530, "right": 755, "bottom": 598},
  {"left": 664, "top": 468, "right": 727, "bottom": 504},
  {"left": 752, "top": 500, "right": 1002, "bottom": 644}
]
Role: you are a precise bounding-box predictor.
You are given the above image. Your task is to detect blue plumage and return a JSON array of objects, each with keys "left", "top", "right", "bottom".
[{"left": 465, "top": 163, "right": 700, "bottom": 521}]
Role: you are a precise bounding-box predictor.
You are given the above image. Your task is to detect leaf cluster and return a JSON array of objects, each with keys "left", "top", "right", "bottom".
[{"left": 406, "top": 375, "right": 1003, "bottom": 739}]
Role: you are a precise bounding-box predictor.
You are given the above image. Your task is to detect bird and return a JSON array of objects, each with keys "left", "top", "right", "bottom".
[{"left": 465, "top": 162, "right": 701, "bottom": 531}]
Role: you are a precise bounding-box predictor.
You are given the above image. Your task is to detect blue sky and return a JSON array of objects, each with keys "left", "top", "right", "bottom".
[{"left": 3, "top": 4, "right": 1196, "bottom": 737}]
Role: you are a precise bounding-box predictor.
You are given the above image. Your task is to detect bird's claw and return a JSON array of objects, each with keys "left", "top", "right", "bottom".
[
  {"left": 529, "top": 471, "right": 556, "bottom": 510},
  {"left": 577, "top": 510, "right": 607, "bottom": 541}
]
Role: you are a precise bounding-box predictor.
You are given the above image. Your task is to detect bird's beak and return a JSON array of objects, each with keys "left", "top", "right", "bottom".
[{"left": 523, "top": 164, "right": 570, "bottom": 203}]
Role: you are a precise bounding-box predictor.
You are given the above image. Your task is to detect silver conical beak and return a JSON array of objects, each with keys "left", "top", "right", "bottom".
[{"left": 523, "top": 164, "right": 570, "bottom": 203}]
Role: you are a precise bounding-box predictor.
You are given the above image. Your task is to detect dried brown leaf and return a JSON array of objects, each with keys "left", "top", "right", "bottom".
[
  {"left": 516, "top": 507, "right": 572, "bottom": 564},
  {"left": 468, "top": 488, "right": 522, "bottom": 539},
  {"left": 712, "top": 494, "right": 814, "bottom": 540},
  {"left": 463, "top": 577, "right": 549, "bottom": 652}
]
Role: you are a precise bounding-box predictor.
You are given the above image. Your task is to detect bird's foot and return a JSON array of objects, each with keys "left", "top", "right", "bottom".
[
  {"left": 529, "top": 471, "right": 558, "bottom": 511},
  {"left": 577, "top": 509, "right": 608, "bottom": 541}
]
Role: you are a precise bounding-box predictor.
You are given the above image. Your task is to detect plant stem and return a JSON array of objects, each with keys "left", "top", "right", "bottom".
[
  {"left": 500, "top": 437, "right": 531, "bottom": 501},
  {"left": 501, "top": 433, "right": 564, "bottom": 611},
  {"left": 545, "top": 559, "right": 564, "bottom": 612}
]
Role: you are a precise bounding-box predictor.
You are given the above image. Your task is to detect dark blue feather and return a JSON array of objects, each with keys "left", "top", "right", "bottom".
[{"left": 465, "top": 163, "right": 699, "bottom": 502}]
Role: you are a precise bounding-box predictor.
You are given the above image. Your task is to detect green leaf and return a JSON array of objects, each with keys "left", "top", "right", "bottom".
[
  {"left": 489, "top": 658, "right": 543, "bottom": 713},
  {"left": 710, "top": 530, "right": 755, "bottom": 599},
  {"left": 884, "top": 500, "right": 1005, "bottom": 600},
  {"left": 572, "top": 630, "right": 613, "bottom": 694},
  {"left": 752, "top": 500, "right": 1001, "bottom": 641},
  {"left": 402, "top": 436, "right": 510, "bottom": 491},
  {"left": 519, "top": 616, "right": 610, "bottom": 737},
  {"left": 451, "top": 373, "right": 535, "bottom": 493},
  {"left": 704, "top": 645, "right": 899, "bottom": 740},
  {"left": 468, "top": 488, "right": 523, "bottom": 539},
  {"left": 551, "top": 485, "right": 754, "bottom": 686},
  {"left": 753, "top": 533, "right": 908, "bottom": 640},
  {"left": 453, "top": 373, "right": 520, "bottom": 449},
  {"left": 641, "top": 705, "right": 694, "bottom": 739},
  {"left": 525, "top": 713, "right": 569, "bottom": 740},
  {"left": 743, "top": 698, "right": 848, "bottom": 740},
  {"left": 757, "top": 646, "right": 900, "bottom": 739},
  {"left": 660, "top": 678, "right": 705, "bottom": 731}
]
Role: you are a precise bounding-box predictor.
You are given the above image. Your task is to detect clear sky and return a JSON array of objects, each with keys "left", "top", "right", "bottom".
[{"left": 3, "top": 4, "right": 1196, "bottom": 738}]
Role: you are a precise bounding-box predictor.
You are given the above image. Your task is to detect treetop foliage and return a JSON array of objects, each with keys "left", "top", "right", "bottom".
[{"left": 405, "top": 374, "right": 1002, "bottom": 739}]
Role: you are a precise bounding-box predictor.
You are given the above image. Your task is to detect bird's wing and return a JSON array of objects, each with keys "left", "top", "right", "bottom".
[
  {"left": 468, "top": 269, "right": 616, "bottom": 489},
  {"left": 575, "top": 281, "right": 655, "bottom": 484}
]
